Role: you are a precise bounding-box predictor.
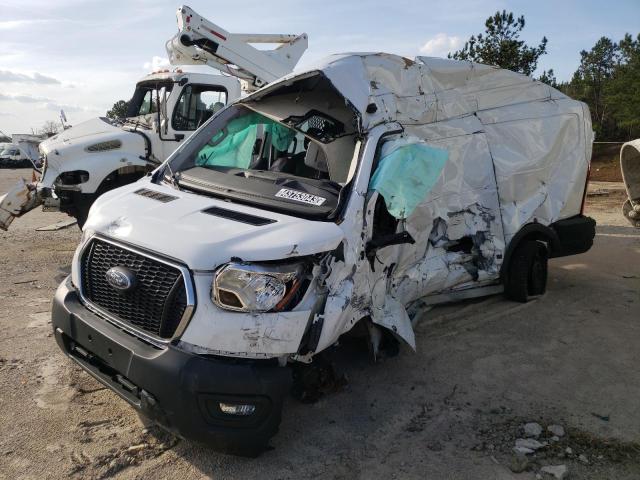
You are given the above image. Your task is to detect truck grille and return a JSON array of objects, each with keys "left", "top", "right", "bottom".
[{"left": 80, "top": 238, "right": 190, "bottom": 339}]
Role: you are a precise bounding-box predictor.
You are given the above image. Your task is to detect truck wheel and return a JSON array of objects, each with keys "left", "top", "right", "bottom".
[{"left": 505, "top": 240, "right": 548, "bottom": 302}]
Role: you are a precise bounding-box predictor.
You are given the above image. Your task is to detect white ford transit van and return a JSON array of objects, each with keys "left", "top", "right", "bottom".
[{"left": 52, "top": 53, "right": 596, "bottom": 454}]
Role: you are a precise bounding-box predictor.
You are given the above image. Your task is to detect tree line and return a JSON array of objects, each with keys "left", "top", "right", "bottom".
[{"left": 450, "top": 10, "right": 639, "bottom": 142}]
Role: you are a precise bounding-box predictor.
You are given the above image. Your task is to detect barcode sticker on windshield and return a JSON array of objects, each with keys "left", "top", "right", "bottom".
[{"left": 275, "top": 188, "right": 326, "bottom": 206}]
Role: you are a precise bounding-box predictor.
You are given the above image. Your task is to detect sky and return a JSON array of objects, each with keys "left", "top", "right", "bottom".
[{"left": 0, "top": 0, "right": 639, "bottom": 136}]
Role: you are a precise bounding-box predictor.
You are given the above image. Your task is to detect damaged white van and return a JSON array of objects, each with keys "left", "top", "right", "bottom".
[{"left": 52, "top": 53, "right": 596, "bottom": 454}]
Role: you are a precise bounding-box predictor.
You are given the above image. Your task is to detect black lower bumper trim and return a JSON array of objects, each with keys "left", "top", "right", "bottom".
[{"left": 51, "top": 277, "right": 291, "bottom": 455}]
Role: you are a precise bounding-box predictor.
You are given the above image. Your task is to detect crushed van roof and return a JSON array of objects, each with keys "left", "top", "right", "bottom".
[{"left": 252, "top": 52, "right": 568, "bottom": 131}]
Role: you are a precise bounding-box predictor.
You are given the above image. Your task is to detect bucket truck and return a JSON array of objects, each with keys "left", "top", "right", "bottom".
[{"left": 0, "top": 5, "right": 308, "bottom": 230}]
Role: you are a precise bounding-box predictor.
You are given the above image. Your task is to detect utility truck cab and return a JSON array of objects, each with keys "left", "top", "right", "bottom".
[
  {"left": 51, "top": 53, "right": 596, "bottom": 455},
  {"left": 32, "top": 69, "right": 239, "bottom": 226},
  {"left": 0, "top": 5, "right": 307, "bottom": 230}
]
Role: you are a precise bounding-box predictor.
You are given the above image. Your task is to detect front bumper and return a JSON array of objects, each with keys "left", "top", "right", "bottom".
[{"left": 51, "top": 277, "right": 291, "bottom": 455}]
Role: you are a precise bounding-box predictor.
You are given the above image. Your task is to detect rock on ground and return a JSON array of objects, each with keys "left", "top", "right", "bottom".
[
  {"left": 524, "top": 422, "right": 543, "bottom": 438},
  {"left": 547, "top": 424, "right": 565, "bottom": 437},
  {"left": 515, "top": 438, "right": 546, "bottom": 451},
  {"left": 540, "top": 464, "right": 568, "bottom": 479},
  {"left": 509, "top": 455, "right": 529, "bottom": 473}
]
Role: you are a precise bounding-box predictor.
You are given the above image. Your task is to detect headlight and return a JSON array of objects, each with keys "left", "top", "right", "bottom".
[{"left": 212, "top": 262, "right": 305, "bottom": 312}]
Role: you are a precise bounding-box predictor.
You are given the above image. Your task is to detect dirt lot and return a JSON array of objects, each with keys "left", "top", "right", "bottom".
[{"left": 0, "top": 168, "right": 638, "bottom": 480}]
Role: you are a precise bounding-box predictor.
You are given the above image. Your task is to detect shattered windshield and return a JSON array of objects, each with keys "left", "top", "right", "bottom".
[{"left": 165, "top": 104, "right": 358, "bottom": 219}]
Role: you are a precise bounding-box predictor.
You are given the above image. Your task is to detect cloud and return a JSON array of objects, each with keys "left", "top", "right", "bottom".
[
  {"left": 0, "top": 70, "right": 61, "bottom": 85},
  {"left": 0, "top": 93, "right": 95, "bottom": 114},
  {"left": 419, "top": 33, "right": 462, "bottom": 57},
  {"left": 0, "top": 19, "right": 55, "bottom": 30},
  {"left": 0, "top": 93, "right": 43, "bottom": 103},
  {"left": 44, "top": 102, "right": 83, "bottom": 113},
  {"left": 143, "top": 56, "right": 170, "bottom": 71}
]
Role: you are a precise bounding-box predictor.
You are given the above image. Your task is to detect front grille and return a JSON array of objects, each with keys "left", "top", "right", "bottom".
[{"left": 80, "top": 238, "right": 189, "bottom": 339}]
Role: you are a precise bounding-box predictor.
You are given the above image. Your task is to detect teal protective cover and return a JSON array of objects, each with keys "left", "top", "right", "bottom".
[
  {"left": 197, "top": 112, "right": 295, "bottom": 168},
  {"left": 369, "top": 143, "right": 448, "bottom": 218}
]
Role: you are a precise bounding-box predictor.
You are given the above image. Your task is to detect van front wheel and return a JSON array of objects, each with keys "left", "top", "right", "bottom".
[{"left": 505, "top": 240, "right": 548, "bottom": 302}]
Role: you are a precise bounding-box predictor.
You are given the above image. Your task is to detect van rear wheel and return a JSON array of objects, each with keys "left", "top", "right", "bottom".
[{"left": 505, "top": 240, "right": 548, "bottom": 302}]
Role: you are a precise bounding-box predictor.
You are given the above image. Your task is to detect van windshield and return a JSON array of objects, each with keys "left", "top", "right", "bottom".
[{"left": 165, "top": 104, "right": 358, "bottom": 219}]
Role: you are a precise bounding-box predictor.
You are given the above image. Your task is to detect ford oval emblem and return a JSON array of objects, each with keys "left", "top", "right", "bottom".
[{"left": 105, "top": 266, "right": 137, "bottom": 292}]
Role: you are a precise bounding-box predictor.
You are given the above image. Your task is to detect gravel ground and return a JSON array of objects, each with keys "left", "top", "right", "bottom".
[{"left": 0, "top": 169, "right": 639, "bottom": 479}]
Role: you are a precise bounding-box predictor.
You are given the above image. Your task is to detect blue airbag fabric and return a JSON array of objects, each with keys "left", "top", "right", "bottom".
[
  {"left": 369, "top": 143, "right": 448, "bottom": 218},
  {"left": 197, "top": 112, "right": 295, "bottom": 168}
]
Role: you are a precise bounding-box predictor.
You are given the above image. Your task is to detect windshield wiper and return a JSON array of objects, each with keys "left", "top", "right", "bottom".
[{"left": 123, "top": 118, "right": 151, "bottom": 130}]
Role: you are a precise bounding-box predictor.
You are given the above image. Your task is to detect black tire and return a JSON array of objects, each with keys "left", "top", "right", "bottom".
[{"left": 505, "top": 240, "right": 548, "bottom": 302}]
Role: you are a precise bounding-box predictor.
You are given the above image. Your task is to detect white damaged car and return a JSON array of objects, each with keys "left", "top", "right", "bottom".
[{"left": 52, "top": 53, "right": 596, "bottom": 454}]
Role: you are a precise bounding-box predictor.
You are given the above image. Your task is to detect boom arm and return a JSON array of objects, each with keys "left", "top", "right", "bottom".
[{"left": 166, "top": 5, "right": 308, "bottom": 92}]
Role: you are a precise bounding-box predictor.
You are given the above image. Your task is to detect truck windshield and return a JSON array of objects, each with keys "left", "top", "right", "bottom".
[
  {"left": 126, "top": 81, "right": 174, "bottom": 121},
  {"left": 165, "top": 104, "right": 358, "bottom": 219}
]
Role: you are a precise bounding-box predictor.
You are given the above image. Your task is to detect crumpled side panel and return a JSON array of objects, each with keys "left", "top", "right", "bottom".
[
  {"left": 481, "top": 105, "right": 588, "bottom": 240},
  {"left": 382, "top": 122, "right": 505, "bottom": 305},
  {"left": 314, "top": 125, "right": 423, "bottom": 352},
  {"left": 392, "top": 203, "right": 503, "bottom": 303}
]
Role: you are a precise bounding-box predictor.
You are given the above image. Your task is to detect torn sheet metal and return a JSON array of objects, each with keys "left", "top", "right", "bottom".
[
  {"left": 0, "top": 178, "right": 43, "bottom": 230},
  {"left": 35, "top": 219, "right": 77, "bottom": 231}
]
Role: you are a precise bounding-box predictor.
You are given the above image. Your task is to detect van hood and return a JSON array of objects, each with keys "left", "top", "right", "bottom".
[{"left": 84, "top": 178, "right": 345, "bottom": 270}]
